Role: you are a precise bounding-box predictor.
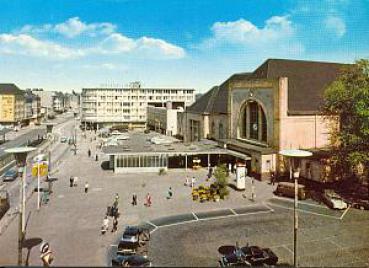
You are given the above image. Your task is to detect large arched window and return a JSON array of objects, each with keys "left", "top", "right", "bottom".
[{"left": 239, "top": 101, "right": 267, "bottom": 143}]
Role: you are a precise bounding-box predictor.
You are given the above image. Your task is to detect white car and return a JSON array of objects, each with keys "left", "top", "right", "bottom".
[{"left": 322, "top": 190, "right": 348, "bottom": 210}]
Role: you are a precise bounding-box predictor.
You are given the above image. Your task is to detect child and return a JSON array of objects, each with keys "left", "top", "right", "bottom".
[{"left": 167, "top": 187, "right": 173, "bottom": 199}]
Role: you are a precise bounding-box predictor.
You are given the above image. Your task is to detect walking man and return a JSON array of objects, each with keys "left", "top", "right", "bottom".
[
  {"left": 88, "top": 149, "right": 91, "bottom": 158},
  {"left": 95, "top": 154, "right": 99, "bottom": 161},
  {"left": 132, "top": 193, "right": 137, "bottom": 206},
  {"left": 251, "top": 179, "right": 255, "bottom": 201},
  {"left": 111, "top": 217, "right": 118, "bottom": 233},
  {"left": 167, "top": 187, "right": 173, "bottom": 199},
  {"left": 69, "top": 176, "right": 74, "bottom": 187},
  {"left": 85, "top": 181, "right": 89, "bottom": 194}
]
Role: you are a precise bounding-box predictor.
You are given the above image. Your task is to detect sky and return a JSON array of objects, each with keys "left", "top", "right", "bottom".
[{"left": 0, "top": 0, "right": 368, "bottom": 93}]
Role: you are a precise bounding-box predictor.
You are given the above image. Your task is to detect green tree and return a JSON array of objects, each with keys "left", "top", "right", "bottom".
[
  {"left": 322, "top": 59, "right": 369, "bottom": 182},
  {"left": 214, "top": 164, "right": 229, "bottom": 198}
]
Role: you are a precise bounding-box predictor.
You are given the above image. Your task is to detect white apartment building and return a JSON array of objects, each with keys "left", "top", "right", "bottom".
[
  {"left": 81, "top": 85, "right": 195, "bottom": 129},
  {"left": 147, "top": 104, "right": 183, "bottom": 136}
]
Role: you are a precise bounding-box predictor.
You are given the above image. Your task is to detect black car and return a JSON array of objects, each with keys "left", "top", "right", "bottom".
[
  {"left": 220, "top": 244, "right": 278, "bottom": 267},
  {"left": 342, "top": 195, "right": 369, "bottom": 210},
  {"left": 112, "top": 254, "right": 151, "bottom": 267},
  {"left": 118, "top": 226, "right": 150, "bottom": 251}
]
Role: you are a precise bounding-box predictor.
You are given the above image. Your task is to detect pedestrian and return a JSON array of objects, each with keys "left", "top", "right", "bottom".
[
  {"left": 270, "top": 171, "right": 275, "bottom": 186},
  {"left": 167, "top": 187, "right": 173, "bottom": 199},
  {"left": 73, "top": 176, "right": 78, "bottom": 187},
  {"left": 185, "top": 176, "right": 189, "bottom": 186},
  {"left": 69, "top": 176, "right": 74, "bottom": 187},
  {"left": 228, "top": 163, "right": 232, "bottom": 174},
  {"left": 145, "top": 193, "right": 151, "bottom": 207},
  {"left": 191, "top": 176, "right": 196, "bottom": 188},
  {"left": 95, "top": 154, "right": 99, "bottom": 161},
  {"left": 85, "top": 181, "right": 89, "bottom": 193},
  {"left": 101, "top": 216, "right": 109, "bottom": 234},
  {"left": 111, "top": 217, "right": 118, "bottom": 233},
  {"left": 233, "top": 163, "right": 237, "bottom": 174},
  {"left": 88, "top": 149, "right": 91, "bottom": 158},
  {"left": 132, "top": 193, "right": 137, "bottom": 206},
  {"left": 251, "top": 179, "right": 255, "bottom": 201}
]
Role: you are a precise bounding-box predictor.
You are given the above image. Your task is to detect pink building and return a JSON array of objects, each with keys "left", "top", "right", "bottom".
[{"left": 182, "top": 59, "right": 349, "bottom": 181}]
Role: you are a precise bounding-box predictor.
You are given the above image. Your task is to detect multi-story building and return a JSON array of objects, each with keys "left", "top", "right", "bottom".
[
  {"left": 81, "top": 83, "right": 195, "bottom": 129},
  {"left": 52, "top": 92, "right": 66, "bottom": 113},
  {"left": 146, "top": 102, "right": 183, "bottom": 136},
  {"left": 31, "top": 89, "right": 55, "bottom": 117},
  {"left": 0, "top": 84, "right": 25, "bottom": 126},
  {"left": 183, "top": 59, "right": 349, "bottom": 181},
  {"left": 24, "top": 90, "right": 41, "bottom": 125}
]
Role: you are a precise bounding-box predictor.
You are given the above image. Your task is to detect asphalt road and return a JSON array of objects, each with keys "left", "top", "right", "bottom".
[
  {"left": 148, "top": 198, "right": 369, "bottom": 267},
  {"left": 0, "top": 114, "right": 73, "bottom": 158},
  {"left": 1, "top": 114, "right": 75, "bottom": 211}
]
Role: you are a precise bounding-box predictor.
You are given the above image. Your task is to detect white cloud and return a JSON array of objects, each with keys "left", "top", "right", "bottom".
[
  {"left": 11, "top": 17, "right": 185, "bottom": 60},
  {"left": 99, "top": 33, "right": 185, "bottom": 59},
  {"left": 0, "top": 34, "right": 84, "bottom": 60},
  {"left": 208, "top": 16, "right": 294, "bottom": 46},
  {"left": 324, "top": 16, "right": 346, "bottom": 37},
  {"left": 20, "top": 17, "right": 116, "bottom": 38},
  {"left": 135, "top": 36, "right": 185, "bottom": 58}
]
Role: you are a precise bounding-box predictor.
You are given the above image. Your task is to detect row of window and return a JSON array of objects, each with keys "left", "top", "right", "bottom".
[{"left": 116, "top": 154, "right": 168, "bottom": 168}]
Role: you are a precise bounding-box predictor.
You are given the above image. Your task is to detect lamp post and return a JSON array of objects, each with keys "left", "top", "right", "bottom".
[
  {"left": 5, "top": 146, "right": 36, "bottom": 265},
  {"left": 279, "top": 149, "right": 312, "bottom": 268}
]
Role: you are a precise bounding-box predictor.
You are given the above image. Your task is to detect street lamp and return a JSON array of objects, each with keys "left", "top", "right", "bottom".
[
  {"left": 279, "top": 149, "right": 312, "bottom": 268},
  {"left": 5, "top": 146, "right": 36, "bottom": 265}
]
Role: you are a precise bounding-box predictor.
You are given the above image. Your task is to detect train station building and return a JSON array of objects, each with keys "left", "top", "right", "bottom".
[{"left": 181, "top": 59, "right": 348, "bottom": 181}]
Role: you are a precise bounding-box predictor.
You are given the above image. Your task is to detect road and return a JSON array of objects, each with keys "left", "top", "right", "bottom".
[
  {"left": 1, "top": 114, "right": 75, "bottom": 212},
  {"left": 0, "top": 113, "right": 74, "bottom": 158},
  {"left": 148, "top": 198, "right": 369, "bottom": 267}
]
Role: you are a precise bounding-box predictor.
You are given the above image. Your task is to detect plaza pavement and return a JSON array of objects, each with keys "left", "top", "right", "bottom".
[{"left": 0, "top": 128, "right": 275, "bottom": 266}]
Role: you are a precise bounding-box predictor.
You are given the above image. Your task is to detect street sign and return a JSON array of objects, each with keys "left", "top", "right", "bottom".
[{"left": 32, "top": 163, "right": 48, "bottom": 177}]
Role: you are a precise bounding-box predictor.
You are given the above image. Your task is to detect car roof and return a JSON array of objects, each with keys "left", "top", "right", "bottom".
[{"left": 124, "top": 226, "right": 140, "bottom": 235}]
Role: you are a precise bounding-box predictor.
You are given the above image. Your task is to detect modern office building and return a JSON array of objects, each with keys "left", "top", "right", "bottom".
[
  {"left": 146, "top": 103, "right": 183, "bottom": 136},
  {"left": 183, "top": 59, "right": 349, "bottom": 181},
  {"left": 81, "top": 83, "right": 195, "bottom": 129},
  {"left": 0, "top": 84, "right": 25, "bottom": 126}
]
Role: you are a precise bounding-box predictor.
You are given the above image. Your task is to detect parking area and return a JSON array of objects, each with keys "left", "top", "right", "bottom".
[{"left": 148, "top": 198, "right": 369, "bottom": 267}]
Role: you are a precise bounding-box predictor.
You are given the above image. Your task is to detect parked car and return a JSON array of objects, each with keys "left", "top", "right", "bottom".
[
  {"left": 274, "top": 182, "right": 307, "bottom": 200},
  {"left": 342, "top": 196, "right": 369, "bottom": 210},
  {"left": 2, "top": 169, "right": 18, "bottom": 182},
  {"left": 60, "top": 136, "right": 68, "bottom": 143},
  {"left": 112, "top": 254, "right": 151, "bottom": 267},
  {"left": 118, "top": 226, "right": 150, "bottom": 252},
  {"left": 219, "top": 244, "right": 278, "bottom": 267},
  {"left": 321, "top": 190, "right": 348, "bottom": 210}
]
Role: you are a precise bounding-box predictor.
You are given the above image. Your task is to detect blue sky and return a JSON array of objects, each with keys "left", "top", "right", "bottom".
[{"left": 0, "top": 0, "right": 368, "bottom": 93}]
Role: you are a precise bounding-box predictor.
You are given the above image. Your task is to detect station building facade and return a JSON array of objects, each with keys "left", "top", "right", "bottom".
[{"left": 182, "top": 59, "right": 348, "bottom": 181}]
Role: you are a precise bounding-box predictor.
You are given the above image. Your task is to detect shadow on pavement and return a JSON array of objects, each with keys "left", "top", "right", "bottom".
[{"left": 23, "top": 237, "right": 43, "bottom": 266}]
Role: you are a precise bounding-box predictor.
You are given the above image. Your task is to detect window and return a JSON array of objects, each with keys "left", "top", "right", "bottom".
[{"left": 238, "top": 101, "right": 267, "bottom": 143}]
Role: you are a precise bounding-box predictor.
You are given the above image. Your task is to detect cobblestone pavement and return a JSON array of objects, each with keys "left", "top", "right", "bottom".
[
  {"left": 149, "top": 200, "right": 369, "bottom": 267},
  {"left": 0, "top": 127, "right": 275, "bottom": 266}
]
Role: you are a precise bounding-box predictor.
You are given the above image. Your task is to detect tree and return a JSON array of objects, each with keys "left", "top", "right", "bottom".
[
  {"left": 322, "top": 59, "right": 369, "bottom": 183},
  {"left": 214, "top": 164, "right": 229, "bottom": 199}
]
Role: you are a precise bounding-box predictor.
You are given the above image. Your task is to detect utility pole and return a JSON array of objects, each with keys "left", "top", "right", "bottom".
[{"left": 5, "top": 147, "right": 36, "bottom": 265}]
